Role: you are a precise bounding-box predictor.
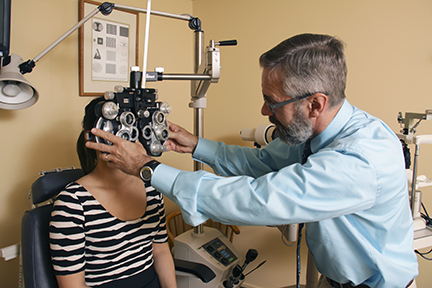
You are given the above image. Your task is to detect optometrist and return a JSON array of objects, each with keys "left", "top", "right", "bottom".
[{"left": 86, "top": 33, "right": 418, "bottom": 288}]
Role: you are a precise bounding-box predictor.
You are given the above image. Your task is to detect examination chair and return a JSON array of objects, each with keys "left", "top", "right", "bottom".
[{"left": 21, "top": 168, "right": 215, "bottom": 288}]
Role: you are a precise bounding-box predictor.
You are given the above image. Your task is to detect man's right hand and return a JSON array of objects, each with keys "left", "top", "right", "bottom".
[
  {"left": 165, "top": 122, "right": 199, "bottom": 154},
  {"left": 85, "top": 128, "right": 152, "bottom": 177}
]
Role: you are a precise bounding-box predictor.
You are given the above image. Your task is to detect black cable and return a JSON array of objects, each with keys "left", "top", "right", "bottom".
[
  {"left": 418, "top": 248, "right": 432, "bottom": 255},
  {"left": 211, "top": 221, "right": 228, "bottom": 238},
  {"left": 244, "top": 260, "right": 267, "bottom": 277},
  {"left": 414, "top": 201, "right": 432, "bottom": 261},
  {"left": 415, "top": 249, "right": 432, "bottom": 260},
  {"left": 296, "top": 223, "right": 304, "bottom": 288},
  {"left": 421, "top": 202, "right": 432, "bottom": 226},
  {"left": 281, "top": 225, "right": 295, "bottom": 247},
  {"left": 422, "top": 202, "right": 430, "bottom": 218}
]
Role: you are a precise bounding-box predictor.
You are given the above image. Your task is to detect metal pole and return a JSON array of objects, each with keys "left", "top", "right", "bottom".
[
  {"left": 411, "top": 144, "right": 420, "bottom": 215},
  {"left": 114, "top": 3, "right": 191, "bottom": 21},
  {"left": 33, "top": 7, "right": 101, "bottom": 63},
  {"left": 193, "top": 30, "right": 204, "bottom": 235},
  {"left": 193, "top": 31, "right": 204, "bottom": 172},
  {"left": 161, "top": 74, "right": 211, "bottom": 81},
  {"left": 141, "top": 0, "right": 152, "bottom": 88}
]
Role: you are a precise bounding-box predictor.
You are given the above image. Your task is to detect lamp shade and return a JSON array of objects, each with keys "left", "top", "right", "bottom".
[{"left": 0, "top": 54, "right": 39, "bottom": 110}]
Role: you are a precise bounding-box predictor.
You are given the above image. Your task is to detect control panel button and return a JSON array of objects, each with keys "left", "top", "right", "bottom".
[{"left": 200, "top": 237, "right": 238, "bottom": 267}]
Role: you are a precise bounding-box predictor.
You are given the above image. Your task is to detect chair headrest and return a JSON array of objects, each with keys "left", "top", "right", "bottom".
[{"left": 30, "top": 168, "right": 84, "bottom": 205}]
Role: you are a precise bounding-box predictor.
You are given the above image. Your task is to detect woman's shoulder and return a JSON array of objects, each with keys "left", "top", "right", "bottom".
[{"left": 56, "top": 182, "right": 92, "bottom": 203}]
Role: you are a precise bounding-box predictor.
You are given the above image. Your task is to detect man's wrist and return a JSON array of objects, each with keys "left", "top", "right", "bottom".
[{"left": 191, "top": 137, "right": 200, "bottom": 156}]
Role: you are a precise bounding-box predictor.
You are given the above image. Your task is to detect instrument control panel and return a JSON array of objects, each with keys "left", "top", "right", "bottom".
[{"left": 201, "top": 237, "right": 237, "bottom": 266}]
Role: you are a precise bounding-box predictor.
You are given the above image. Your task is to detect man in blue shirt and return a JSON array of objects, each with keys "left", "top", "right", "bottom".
[{"left": 87, "top": 33, "right": 418, "bottom": 287}]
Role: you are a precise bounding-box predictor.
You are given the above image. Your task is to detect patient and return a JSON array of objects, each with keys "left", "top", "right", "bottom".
[{"left": 49, "top": 97, "right": 176, "bottom": 288}]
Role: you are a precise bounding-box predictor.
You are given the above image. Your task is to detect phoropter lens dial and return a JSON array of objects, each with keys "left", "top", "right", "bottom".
[{"left": 101, "top": 101, "right": 118, "bottom": 120}]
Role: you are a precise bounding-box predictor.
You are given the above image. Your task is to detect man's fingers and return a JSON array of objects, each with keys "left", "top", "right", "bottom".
[
  {"left": 85, "top": 128, "right": 124, "bottom": 154},
  {"left": 167, "top": 129, "right": 179, "bottom": 140},
  {"left": 86, "top": 139, "right": 113, "bottom": 153},
  {"left": 168, "top": 121, "right": 182, "bottom": 133},
  {"left": 101, "top": 153, "right": 120, "bottom": 170},
  {"left": 163, "top": 139, "right": 176, "bottom": 152},
  {"left": 100, "top": 152, "right": 114, "bottom": 165},
  {"left": 90, "top": 128, "right": 119, "bottom": 144}
]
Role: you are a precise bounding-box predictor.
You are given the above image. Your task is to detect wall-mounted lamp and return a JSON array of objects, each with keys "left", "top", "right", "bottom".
[
  {"left": 0, "top": 0, "right": 38, "bottom": 110},
  {"left": 0, "top": 1, "right": 118, "bottom": 110},
  {"left": 0, "top": 54, "right": 39, "bottom": 110}
]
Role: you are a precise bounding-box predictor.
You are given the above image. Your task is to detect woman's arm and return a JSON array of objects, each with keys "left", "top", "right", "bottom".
[
  {"left": 50, "top": 189, "right": 88, "bottom": 288},
  {"left": 56, "top": 271, "right": 90, "bottom": 288},
  {"left": 152, "top": 242, "right": 177, "bottom": 288}
]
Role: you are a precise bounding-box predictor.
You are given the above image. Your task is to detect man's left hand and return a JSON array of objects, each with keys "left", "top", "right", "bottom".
[{"left": 85, "top": 128, "right": 153, "bottom": 177}]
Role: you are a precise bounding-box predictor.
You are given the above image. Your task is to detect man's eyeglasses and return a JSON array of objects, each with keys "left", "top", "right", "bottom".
[{"left": 263, "top": 92, "right": 327, "bottom": 114}]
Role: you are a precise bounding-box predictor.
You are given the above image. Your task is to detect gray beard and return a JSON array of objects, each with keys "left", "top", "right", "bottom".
[{"left": 270, "top": 107, "right": 313, "bottom": 146}]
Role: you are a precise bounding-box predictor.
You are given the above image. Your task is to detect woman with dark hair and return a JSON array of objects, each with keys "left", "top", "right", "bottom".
[{"left": 49, "top": 97, "right": 176, "bottom": 288}]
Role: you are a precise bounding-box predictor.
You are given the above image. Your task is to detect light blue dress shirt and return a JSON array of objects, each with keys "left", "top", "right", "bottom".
[{"left": 152, "top": 100, "right": 418, "bottom": 287}]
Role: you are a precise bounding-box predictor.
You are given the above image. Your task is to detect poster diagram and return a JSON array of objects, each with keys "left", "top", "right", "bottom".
[{"left": 91, "top": 18, "right": 130, "bottom": 82}]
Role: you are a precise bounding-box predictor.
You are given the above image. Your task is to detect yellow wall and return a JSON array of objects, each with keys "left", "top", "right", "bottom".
[{"left": 2, "top": 0, "right": 432, "bottom": 287}]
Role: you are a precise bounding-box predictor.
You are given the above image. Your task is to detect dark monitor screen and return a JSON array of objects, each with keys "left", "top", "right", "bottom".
[{"left": 0, "top": 0, "right": 11, "bottom": 58}]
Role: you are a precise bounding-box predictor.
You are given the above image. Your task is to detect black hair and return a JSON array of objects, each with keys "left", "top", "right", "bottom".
[{"left": 76, "top": 96, "right": 105, "bottom": 174}]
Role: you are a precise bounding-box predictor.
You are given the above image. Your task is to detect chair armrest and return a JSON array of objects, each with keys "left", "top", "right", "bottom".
[{"left": 230, "top": 225, "right": 241, "bottom": 235}]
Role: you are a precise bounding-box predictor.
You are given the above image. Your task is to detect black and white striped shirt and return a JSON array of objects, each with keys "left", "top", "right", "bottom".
[{"left": 49, "top": 182, "right": 167, "bottom": 287}]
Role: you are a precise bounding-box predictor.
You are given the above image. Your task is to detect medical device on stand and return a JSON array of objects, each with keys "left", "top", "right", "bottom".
[
  {"left": 175, "top": 228, "right": 258, "bottom": 288},
  {"left": 397, "top": 110, "right": 432, "bottom": 251}
]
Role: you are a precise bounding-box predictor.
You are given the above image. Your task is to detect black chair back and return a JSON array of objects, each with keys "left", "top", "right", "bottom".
[{"left": 21, "top": 168, "right": 84, "bottom": 288}]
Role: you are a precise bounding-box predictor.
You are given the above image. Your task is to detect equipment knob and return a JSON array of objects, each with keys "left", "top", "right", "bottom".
[{"left": 104, "top": 91, "right": 115, "bottom": 100}]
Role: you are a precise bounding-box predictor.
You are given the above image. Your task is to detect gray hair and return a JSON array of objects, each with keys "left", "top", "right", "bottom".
[{"left": 259, "top": 34, "right": 347, "bottom": 107}]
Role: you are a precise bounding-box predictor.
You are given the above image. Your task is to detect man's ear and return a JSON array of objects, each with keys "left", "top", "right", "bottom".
[{"left": 308, "top": 93, "right": 327, "bottom": 118}]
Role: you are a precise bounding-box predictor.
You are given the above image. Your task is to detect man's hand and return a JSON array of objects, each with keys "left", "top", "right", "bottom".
[
  {"left": 85, "top": 128, "right": 153, "bottom": 177},
  {"left": 164, "top": 122, "right": 199, "bottom": 154}
]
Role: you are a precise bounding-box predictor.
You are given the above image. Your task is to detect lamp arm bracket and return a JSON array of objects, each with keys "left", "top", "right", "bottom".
[
  {"left": 188, "top": 16, "right": 202, "bottom": 31},
  {"left": 99, "top": 2, "right": 115, "bottom": 15},
  {"left": 18, "top": 59, "right": 35, "bottom": 75}
]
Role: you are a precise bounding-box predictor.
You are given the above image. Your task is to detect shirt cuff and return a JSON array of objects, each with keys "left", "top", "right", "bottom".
[
  {"left": 151, "top": 164, "right": 181, "bottom": 199},
  {"left": 192, "top": 137, "right": 220, "bottom": 165}
]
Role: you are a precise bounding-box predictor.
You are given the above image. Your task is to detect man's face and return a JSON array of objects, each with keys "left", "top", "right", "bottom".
[{"left": 261, "top": 69, "right": 313, "bottom": 146}]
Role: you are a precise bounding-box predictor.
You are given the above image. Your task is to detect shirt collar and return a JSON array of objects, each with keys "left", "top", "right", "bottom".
[{"left": 310, "top": 99, "right": 353, "bottom": 153}]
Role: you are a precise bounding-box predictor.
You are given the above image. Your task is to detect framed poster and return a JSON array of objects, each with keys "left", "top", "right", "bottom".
[{"left": 79, "top": 0, "right": 139, "bottom": 96}]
